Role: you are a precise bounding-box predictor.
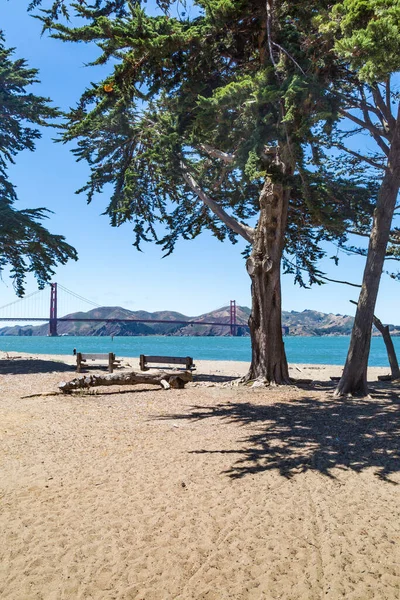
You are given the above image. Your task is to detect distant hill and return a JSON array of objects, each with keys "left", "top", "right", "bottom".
[
  {"left": 0, "top": 305, "right": 251, "bottom": 337},
  {"left": 0, "top": 306, "right": 399, "bottom": 337},
  {"left": 282, "top": 309, "right": 355, "bottom": 336},
  {"left": 283, "top": 309, "right": 400, "bottom": 336}
]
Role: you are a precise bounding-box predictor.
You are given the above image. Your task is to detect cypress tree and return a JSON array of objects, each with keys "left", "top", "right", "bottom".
[
  {"left": 0, "top": 33, "right": 77, "bottom": 296},
  {"left": 39, "top": 1, "right": 377, "bottom": 382}
]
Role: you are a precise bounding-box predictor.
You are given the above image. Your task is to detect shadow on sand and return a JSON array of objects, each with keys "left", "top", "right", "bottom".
[
  {"left": 194, "top": 373, "right": 239, "bottom": 383},
  {"left": 157, "top": 383, "right": 400, "bottom": 483},
  {"left": 0, "top": 358, "right": 74, "bottom": 375}
]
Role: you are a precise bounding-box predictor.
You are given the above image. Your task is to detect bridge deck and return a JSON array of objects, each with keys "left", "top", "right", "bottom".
[{"left": 0, "top": 317, "right": 248, "bottom": 328}]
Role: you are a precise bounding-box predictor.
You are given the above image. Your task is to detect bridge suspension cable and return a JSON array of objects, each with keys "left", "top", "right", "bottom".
[
  {"left": 0, "top": 283, "right": 101, "bottom": 323},
  {"left": 0, "top": 288, "right": 49, "bottom": 320},
  {"left": 57, "top": 284, "right": 101, "bottom": 308},
  {"left": 0, "top": 289, "right": 43, "bottom": 312}
]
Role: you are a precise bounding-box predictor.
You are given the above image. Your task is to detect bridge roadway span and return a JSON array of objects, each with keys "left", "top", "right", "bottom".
[{"left": 0, "top": 317, "right": 248, "bottom": 328}]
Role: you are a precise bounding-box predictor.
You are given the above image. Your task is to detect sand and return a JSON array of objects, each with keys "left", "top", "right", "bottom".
[{"left": 1, "top": 351, "right": 400, "bottom": 599}]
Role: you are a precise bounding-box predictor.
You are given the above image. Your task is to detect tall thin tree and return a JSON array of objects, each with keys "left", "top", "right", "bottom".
[{"left": 318, "top": 0, "right": 400, "bottom": 396}]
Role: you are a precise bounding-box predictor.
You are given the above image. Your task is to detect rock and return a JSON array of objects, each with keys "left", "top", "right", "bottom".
[{"left": 252, "top": 379, "right": 267, "bottom": 388}]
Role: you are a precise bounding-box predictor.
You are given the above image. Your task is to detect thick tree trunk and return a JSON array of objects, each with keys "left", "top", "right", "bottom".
[
  {"left": 335, "top": 126, "right": 400, "bottom": 397},
  {"left": 246, "top": 253, "right": 289, "bottom": 383},
  {"left": 245, "top": 148, "right": 291, "bottom": 384}
]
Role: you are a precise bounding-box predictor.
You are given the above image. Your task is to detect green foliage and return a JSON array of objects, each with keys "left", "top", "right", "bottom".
[
  {"left": 316, "top": 0, "right": 400, "bottom": 283},
  {"left": 284, "top": 161, "right": 378, "bottom": 286},
  {"left": 317, "top": 0, "right": 400, "bottom": 81},
  {"left": 0, "top": 33, "right": 77, "bottom": 296},
  {"left": 35, "top": 1, "right": 379, "bottom": 285},
  {"left": 28, "top": 0, "right": 128, "bottom": 21}
]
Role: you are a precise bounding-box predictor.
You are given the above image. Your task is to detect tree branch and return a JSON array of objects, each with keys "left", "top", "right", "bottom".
[
  {"left": 333, "top": 142, "right": 386, "bottom": 170},
  {"left": 360, "top": 91, "right": 393, "bottom": 153},
  {"left": 371, "top": 84, "right": 396, "bottom": 131},
  {"left": 386, "top": 79, "right": 391, "bottom": 113},
  {"left": 181, "top": 163, "right": 255, "bottom": 244},
  {"left": 339, "top": 108, "right": 390, "bottom": 156},
  {"left": 265, "top": 0, "right": 277, "bottom": 67},
  {"left": 198, "top": 144, "right": 235, "bottom": 164},
  {"left": 321, "top": 275, "right": 361, "bottom": 288},
  {"left": 271, "top": 41, "right": 305, "bottom": 75},
  {"left": 212, "top": 167, "right": 228, "bottom": 191},
  {"left": 333, "top": 89, "right": 381, "bottom": 118},
  {"left": 346, "top": 230, "right": 371, "bottom": 239}
]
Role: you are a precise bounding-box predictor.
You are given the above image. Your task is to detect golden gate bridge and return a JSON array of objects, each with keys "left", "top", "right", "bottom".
[{"left": 0, "top": 283, "right": 243, "bottom": 336}]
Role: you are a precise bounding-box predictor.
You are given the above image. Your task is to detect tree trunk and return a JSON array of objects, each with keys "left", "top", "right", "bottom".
[
  {"left": 335, "top": 126, "right": 400, "bottom": 397},
  {"left": 349, "top": 300, "right": 400, "bottom": 381},
  {"left": 373, "top": 316, "right": 400, "bottom": 380},
  {"left": 245, "top": 147, "right": 292, "bottom": 384}
]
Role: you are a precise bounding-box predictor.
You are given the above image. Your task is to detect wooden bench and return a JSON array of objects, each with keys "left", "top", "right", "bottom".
[
  {"left": 76, "top": 352, "right": 119, "bottom": 373},
  {"left": 139, "top": 354, "right": 195, "bottom": 371}
]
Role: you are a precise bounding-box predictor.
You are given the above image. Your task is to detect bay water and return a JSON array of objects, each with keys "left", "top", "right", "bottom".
[{"left": 0, "top": 335, "right": 399, "bottom": 367}]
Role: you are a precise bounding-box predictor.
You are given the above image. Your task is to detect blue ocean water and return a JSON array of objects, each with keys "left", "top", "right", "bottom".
[{"left": 0, "top": 335, "right": 399, "bottom": 367}]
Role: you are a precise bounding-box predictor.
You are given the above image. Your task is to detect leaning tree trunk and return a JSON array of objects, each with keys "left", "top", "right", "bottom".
[
  {"left": 245, "top": 148, "right": 292, "bottom": 384},
  {"left": 373, "top": 315, "right": 400, "bottom": 380},
  {"left": 349, "top": 300, "right": 400, "bottom": 381},
  {"left": 335, "top": 126, "right": 400, "bottom": 397}
]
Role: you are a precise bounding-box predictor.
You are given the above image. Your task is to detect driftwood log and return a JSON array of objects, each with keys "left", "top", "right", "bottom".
[{"left": 59, "top": 370, "right": 192, "bottom": 393}]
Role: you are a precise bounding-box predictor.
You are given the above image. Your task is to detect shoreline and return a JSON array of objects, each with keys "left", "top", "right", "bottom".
[
  {"left": 0, "top": 336, "right": 398, "bottom": 370},
  {"left": 0, "top": 350, "right": 391, "bottom": 382}
]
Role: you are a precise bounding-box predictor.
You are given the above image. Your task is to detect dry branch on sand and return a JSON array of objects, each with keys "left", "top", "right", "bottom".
[{"left": 58, "top": 370, "right": 192, "bottom": 393}]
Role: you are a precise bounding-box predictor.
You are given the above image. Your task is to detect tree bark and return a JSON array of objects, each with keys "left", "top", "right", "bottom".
[
  {"left": 245, "top": 146, "right": 292, "bottom": 384},
  {"left": 59, "top": 370, "right": 192, "bottom": 392},
  {"left": 372, "top": 316, "right": 400, "bottom": 380},
  {"left": 349, "top": 300, "right": 400, "bottom": 381},
  {"left": 335, "top": 124, "right": 400, "bottom": 397}
]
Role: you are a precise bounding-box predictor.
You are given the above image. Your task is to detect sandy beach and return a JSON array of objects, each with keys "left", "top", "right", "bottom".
[{"left": 1, "top": 351, "right": 399, "bottom": 599}]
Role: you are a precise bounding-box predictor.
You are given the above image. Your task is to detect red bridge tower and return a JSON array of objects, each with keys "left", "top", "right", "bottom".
[
  {"left": 230, "top": 300, "right": 237, "bottom": 336},
  {"left": 49, "top": 282, "right": 58, "bottom": 337}
]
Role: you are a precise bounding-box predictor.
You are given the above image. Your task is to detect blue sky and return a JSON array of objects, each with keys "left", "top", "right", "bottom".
[{"left": 1, "top": 0, "right": 399, "bottom": 323}]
